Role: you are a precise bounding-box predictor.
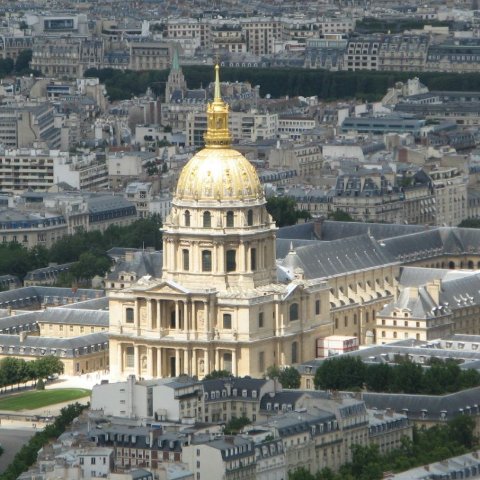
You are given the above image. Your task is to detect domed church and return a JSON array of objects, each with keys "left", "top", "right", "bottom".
[{"left": 108, "top": 66, "right": 331, "bottom": 380}]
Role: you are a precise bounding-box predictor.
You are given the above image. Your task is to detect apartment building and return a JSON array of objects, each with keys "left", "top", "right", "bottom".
[
  {"left": 344, "top": 36, "right": 380, "bottom": 71},
  {"left": 128, "top": 41, "right": 172, "bottom": 71},
  {"left": 427, "top": 166, "right": 468, "bottom": 226},
  {"left": 0, "top": 104, "right": 60, "bottom": 149},
  {"left": 163, "top": 18, "right": 211, "bottom": 48},
  {"left": 240, "top": 18, "right": 283, "bottom": 55},
  {"left": 211, "top": 23, "right": 246, "bottom": 54},
  {"left": 0, "top": 149, "right": 108, "bottom": 193},
  {"left": 377, "top": 34, "right": 429, "bottom": 72},
  {"left": 377, "top": 267, "right": 480, "bottom": 344},
  {"left": 0, "top": 35, "right": 33, "bottom": 61},
  {"left": 278, "top": 116, "right": 316, "bottom": 141}
]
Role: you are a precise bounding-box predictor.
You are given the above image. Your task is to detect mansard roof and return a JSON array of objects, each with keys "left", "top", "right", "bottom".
[{"left": 280, "top": 234, "right": 397, "bottom": 279}]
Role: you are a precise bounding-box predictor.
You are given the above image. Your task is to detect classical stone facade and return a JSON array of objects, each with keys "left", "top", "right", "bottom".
[{"left": 108, "top": 67, "right": 331, "bottom": 380}]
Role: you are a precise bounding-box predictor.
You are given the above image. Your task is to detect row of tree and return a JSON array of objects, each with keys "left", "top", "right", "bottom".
[
  {"left": 0, "top": 215, "right": 162, "bottom": 282},
  {"left": 2, "top": 402, "right": 88, "bottom": 480},
  {"left": 85, "top": 66, "right": 480, "bottom": 102},
  {"left": 289, "top": 416, "right": 477, "bottom": 480},
  {"left": 314, "top": 356, "right": 480, "bottom": 395},
  {"left": 0, "top": 49, "right": 37, "bottom": 78},
  {"left": 0, "top": 356, "right": 64, "bottom": 392}
]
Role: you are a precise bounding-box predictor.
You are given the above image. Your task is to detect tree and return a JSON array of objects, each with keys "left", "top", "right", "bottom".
[
  {"left": 266, "top": 196, "right": 305, "bottom": 227},
  {"left": 448, "top": 415, "right": 477, "bottom": 449},
  {"left": 224, "top": 415, "right": 250, "bottom": 434},
  {"left": 14, "top": 49, "right": 32, "bottom": 73},
  {"left": 203, "top": 370, "right": 232, "bottom": 380},
  {"left": 279, "top": 366, "right": 301, "bottom": 389},
  {"left": 458, "top": 218, "right": 480, "bottom": 228},
  {"left": 69, "top": 252, "right": 112, "bottom": 281},
  {"left": 327, "top": 210, "right": 354, "bottom": 222},
  {"left": 314, "top": 356, "right": 366, "bottom": 390},
  {"left": 265, "top": 365, "right": 301, "bottom": 388},
  {"left": 33, "top": 356, "right": 64, "bottom": 380},
  {"left": 365, "top": 363, "right": 392, "bottom": 392}
]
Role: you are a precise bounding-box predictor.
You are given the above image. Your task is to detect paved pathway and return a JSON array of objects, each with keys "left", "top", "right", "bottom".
[{"left": 0, "top": 426, "right": 35, "bottom": 474}]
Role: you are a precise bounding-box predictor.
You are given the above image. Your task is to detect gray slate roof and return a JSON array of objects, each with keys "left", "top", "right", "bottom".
[
  {"left": 279, "top": 234, "right": 398, "bottom": 279},
  {"left": 362, "top": 386, "right": 480, "bottom": 421}
]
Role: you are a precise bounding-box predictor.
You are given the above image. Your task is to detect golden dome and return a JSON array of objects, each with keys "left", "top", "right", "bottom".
[
  {"left": 174, "top": 65, "right": 264, "bottom": 203},
  {"left": 175, "top": 147, "right": 264, "bottom": 202}
]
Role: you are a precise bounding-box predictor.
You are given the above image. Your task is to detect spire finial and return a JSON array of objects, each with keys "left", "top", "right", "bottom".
[
  {"left": 214, "top": 63, "right": 221, "bottom": 101},
  {"left": 204, "top": 63, "right": 232, "bottom": 148}
]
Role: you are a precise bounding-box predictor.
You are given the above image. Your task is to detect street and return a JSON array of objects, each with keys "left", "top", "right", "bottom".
[{"left": 0, "top": 427, "right": 36, "bottom": 474}]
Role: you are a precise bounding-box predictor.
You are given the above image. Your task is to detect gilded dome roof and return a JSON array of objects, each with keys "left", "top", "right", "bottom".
[
  {"left": 175, "top": 147, "right": 264, "bottom": 202},
  {"left": 174, "top": 65, "right": 264, "bottom": 204}
]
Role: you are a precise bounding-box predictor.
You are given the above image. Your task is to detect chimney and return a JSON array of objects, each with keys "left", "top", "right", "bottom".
[
  {"left": 425, "top": 279, "right": 441, "bottom": 305},
  {"left": 408, "top": 286, "right": 419, "bottom": 300},
  {"left": 19, "top": 331, "right": 27, "bottom": 343}
]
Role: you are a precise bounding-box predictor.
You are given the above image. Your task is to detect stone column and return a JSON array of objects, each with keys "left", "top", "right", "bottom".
[
  {"left": 157, "top": 347, "right": 162, "bottom": 378},
  {"left": 183, "top": 301, "right": 189, "bottom": 332},
  {"left": 192, "top": 348, "right": 197, "bottom": 377},
  {"left": 183, "top": 349, "right": 190, "bottom": 376},
  {"left": 147, "top": 299, "right": 152, "bottom": 330},
  {"left": 135, "top": 299, "right": 141, "bottom": 329},
  {"left": 157, "top": 300, "right": 161, "bottom": 332},
  {"left": 147, "top": 347, "right": 153, "bottom": 378},
  {"left": 175, "top": 349, "right": 181, "bottom": 376},
  {"left": 204, "top": 349, "right": 210, "bottom": 376},
  {"left": 117, "top": 342, "right": 123, "bottom": 375},
  {"left": 239, "top": 242, "right": 246, "bottom": 272},
  {"left": 204, "top": 301, "right": 209, "bottom": 336},
  {"left": 215, "top": 349, "right": 220, "bottom": 371},
  {"left": 175, "top": 301, "right": 180, "bottom": 330},
  {"left": 232, "top": 349, "right": 237, "bottom": 376},
  {"left": 134, "top": 345, "right": 140, "bottom": 378}
]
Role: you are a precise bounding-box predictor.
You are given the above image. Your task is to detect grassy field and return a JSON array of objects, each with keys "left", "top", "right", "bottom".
[{"left": 0, "top": 388, "right": 91, "bottom": 411}]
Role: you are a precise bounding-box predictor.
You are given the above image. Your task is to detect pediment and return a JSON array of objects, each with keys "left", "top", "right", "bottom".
[{"left": 140, "top": 279, "right": 190, "bottom": 295}]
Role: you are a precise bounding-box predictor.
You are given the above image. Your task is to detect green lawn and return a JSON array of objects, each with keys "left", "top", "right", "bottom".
[{"left": 0, "top": 388, "right": 91, "bottom": 411}]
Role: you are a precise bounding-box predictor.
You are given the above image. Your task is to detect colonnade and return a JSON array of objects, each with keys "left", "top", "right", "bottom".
[{"left": 116, "top": 342, "right": 238, "bottom": 379}]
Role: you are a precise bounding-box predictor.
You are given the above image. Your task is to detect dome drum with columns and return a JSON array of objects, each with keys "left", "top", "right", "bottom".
[{"left": 108, "top": 65, "right": 331, "bottom": 382}]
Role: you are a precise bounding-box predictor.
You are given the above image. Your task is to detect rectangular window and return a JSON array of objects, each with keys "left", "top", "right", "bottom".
[
  {"left": 182, "top": 249, "right": 189, "bottom": 271},
  {"left": 126, "top": 347, "right": 135, "bottom": 368},
  {"left": 315, "top": 299, "right": 320, "bottom": 315},
  {"left": 223, "top": 313, "right": 232, "bottom": 329},
  {"left": 226, "top": 249, "right": 236, "bottom": 272},
  {"left": 202, "top": 250, "right": 212, "bottom": 272},
  {"left": 126, "top": 307, "right": 134, "bottom": 323},
  {"left": 251, "top": 248, "right": 257, "bottom": 271},
  {"left": 258, "top": 312, "right": 264, "bottom": 328}
]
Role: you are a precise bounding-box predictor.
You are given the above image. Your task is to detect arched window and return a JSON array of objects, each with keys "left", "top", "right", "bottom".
[
  {"left": 125, "top": 307, "right": 134, "bottom": 323},
  {"left": 182, "top": 249, "right": 189, "bottom": 271},
  {"left": 291, "top": 341, "right": 298, "bottom": 364},
  {"left": 468, "top": 260, "right": 474, "bottom": 269},
  {"left": 184, "top": 210, "right": 190, "bottom": 227},
  {"left": 226, "top": 250, "right": 236, "bottom": 272},
  {"left": 223, "top": 313, "right": 232, "bottom": 329},
  {"left": 289, "top": 303, "right": 299, "bottom": 321},
  {"left": 203, "top": 211, "right": 211, "bottom": 228},
  {"left": 315, "top": 299, "right": 321, "bottom": 315},
  {"left": 449, "top": 261, "right": 455, "bottom": 270},
  {"left": 247, "top": 209, "right": 253, "bottom": 226},
  {"left": 202, "top": 250, "right": 212, "bottom": 271},
  {"left": 226, "top": 211, "right": 234, "bottom": 228}
]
